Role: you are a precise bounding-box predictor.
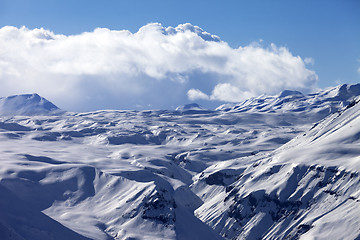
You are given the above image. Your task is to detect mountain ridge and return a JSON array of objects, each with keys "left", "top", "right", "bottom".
[
  {"left": 194, "top": 93, "right": 360, "bottom": 239},
  {"left": 217, "top": 83, "right": 360, "bottom": 115},
  {"left": 2, "top": 83, "right": 360, "bottom": 116}
]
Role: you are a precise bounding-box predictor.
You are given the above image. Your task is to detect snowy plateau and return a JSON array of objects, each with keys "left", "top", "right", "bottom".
[{"left": 1, "top": 84, "right": 360, "bottom": 240}]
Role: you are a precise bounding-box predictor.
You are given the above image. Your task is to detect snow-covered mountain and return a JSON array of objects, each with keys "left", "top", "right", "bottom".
[
  {"left": 0, "top": 84, "right": 359, "bottom": 239},
  {"left": 217, "top": 83, "right": 360, "bottom": 116},
  {"left": 175, "top": 103, "right": 212, "bottom": 114},
  {"left": 194, "top": 95, "right": 360, "bottom": 240},
  {"left": 0, "top": 93, "right": 63, "bottom": 116}
]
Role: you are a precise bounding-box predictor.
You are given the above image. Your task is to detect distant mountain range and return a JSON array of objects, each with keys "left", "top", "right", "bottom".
[
  {"left": 2, "top": 84, "right": 360, "bottom": 116},
  {"left": 217, "top": 83, "right": 360, "bottom": 114}
]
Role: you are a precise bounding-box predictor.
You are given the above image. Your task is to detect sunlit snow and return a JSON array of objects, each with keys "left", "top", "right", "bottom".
[{"left": 0, "top": 84, "right": 360, "bottom": 239}]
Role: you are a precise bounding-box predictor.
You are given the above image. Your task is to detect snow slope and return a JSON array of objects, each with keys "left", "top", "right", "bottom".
[
  {"left": 0, "top": 84, "right": 359, "bottom": 239},
  {"left": 194, "top": 88, "right": 360, "bottom": 239}
]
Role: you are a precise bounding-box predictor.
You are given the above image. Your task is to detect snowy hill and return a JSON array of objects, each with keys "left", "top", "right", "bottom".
[
  {"left": 217, "top": 83, "right": 360, "bottom": 117},
  {"left": 0, "top": 84, "right": 360, "bottom": 239},
  {"left": 175, "top": 103, "right": 203, "bottom": 111},
  {"left": 175, "top": 103, "right": 212, "bottom": 114},
  {"left": 0, "top": 93, "right": 63, "bottom": 116},
  {"left": 194, "top": 96, "right": 360, "bottom": 239}
]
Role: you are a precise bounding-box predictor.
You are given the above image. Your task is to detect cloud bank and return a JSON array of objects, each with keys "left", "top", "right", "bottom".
[{"left": 0, "top": 23, "right": 318, "bottom": 111}]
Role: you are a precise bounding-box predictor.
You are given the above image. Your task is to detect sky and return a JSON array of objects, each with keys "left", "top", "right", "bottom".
[{"left": 0, "top": 0, "right": 359, "bottom": 111}]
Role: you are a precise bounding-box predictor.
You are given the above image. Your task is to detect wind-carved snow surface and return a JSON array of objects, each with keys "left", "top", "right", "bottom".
[{"left": 0, "top": 84, "right": 360, "bottom": 239}]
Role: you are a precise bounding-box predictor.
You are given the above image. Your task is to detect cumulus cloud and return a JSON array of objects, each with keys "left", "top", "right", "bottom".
[
  {"left": 187, "top": 89, "right": 209, "bottom": 101},
  {"left": 210, "top": 83, "right": 251, "bottom": 102},
  {"left": 0, "top": 23, "right": 318, "bottom": 111}
]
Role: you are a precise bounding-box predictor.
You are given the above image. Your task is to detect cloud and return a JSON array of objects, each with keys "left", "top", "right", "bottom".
[
  {"left": 0, "top": 23, "right": 318, "bottom": 111},
  {"left": 210, "top": 83, "right": 251, "bottom": 102},
  {"left": 187, "top": 89, "right": 209, "bottom": 101},
  {"left": 304, "top": 57, "right": 315, "bottom": 66},
  {"left": 189, "top": 83, "right": 254, "bottom": 102}
]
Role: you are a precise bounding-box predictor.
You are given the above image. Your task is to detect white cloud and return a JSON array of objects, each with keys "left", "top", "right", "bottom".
[
  {"left": 210, "top": 83, "right": 252, "bottom": 102},
  {"left": 304, "top": 57, "right": 315, "bottom": 66},
  {"left": 187, "top": 89, "right": 209, "bottom": 101},
  {"left": 0, "top": 23, "right": 318, "bottom": 111}
]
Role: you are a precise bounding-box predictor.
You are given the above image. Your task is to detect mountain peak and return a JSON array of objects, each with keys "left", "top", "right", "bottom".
[
  {"left": 324, "top": 83, "right": 360, "bottom": 101},
  {"left": 278, "top": 90, "right": 304, "bottom": 98},
  {"left": 0, "top": 93, "right": 63, "bottom": 116},
  {"left": 176, "top": 103, "right": 205, "bottom": 112}
]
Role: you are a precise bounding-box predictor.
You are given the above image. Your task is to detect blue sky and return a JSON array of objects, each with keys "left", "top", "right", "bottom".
[{"left": 0, "top": 0, "right": 359, "bottom": 110}]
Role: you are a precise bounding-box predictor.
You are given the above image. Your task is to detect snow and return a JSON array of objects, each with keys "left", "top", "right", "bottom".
[
  {"left": 216, "top": 83, "right": 360, "bottom": 117},
  {"left": 175, "top": 103, "right": 205, "bottom": 112},
  {"left": 0, "top": 93, "right": 63, "bottom": 116},
  {"left": 0, "top": 84, "right": 360, "bottom": 239},
  {"left": 278, "top": 90, "right": 304, "bottom": 98}
]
